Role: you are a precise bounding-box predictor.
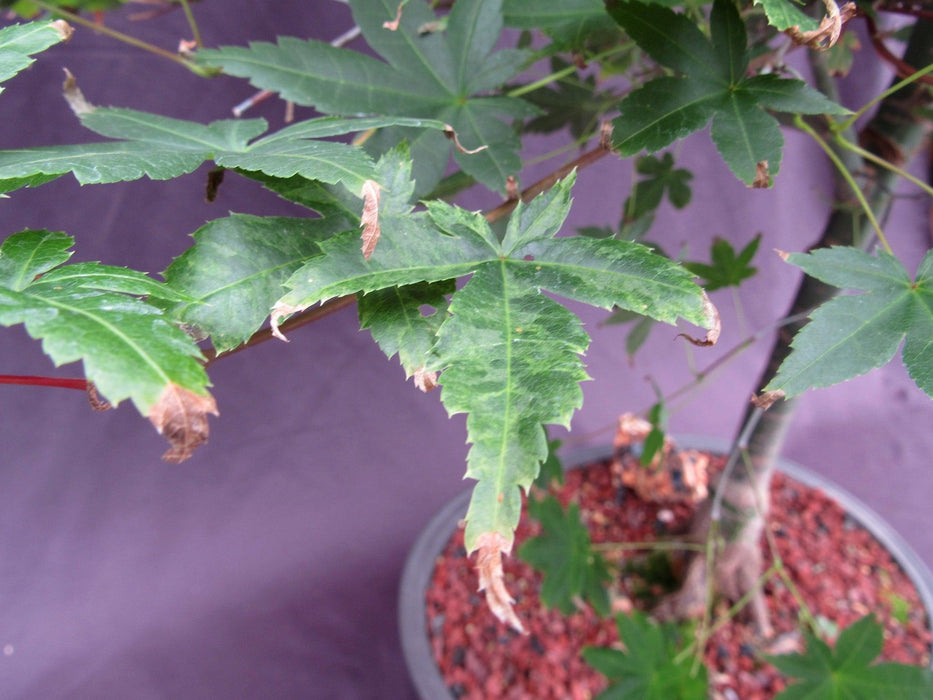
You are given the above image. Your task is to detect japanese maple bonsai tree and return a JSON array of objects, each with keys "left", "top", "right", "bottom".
[{"left": 1, "top": 0, "right": 932, "bottom": 696}]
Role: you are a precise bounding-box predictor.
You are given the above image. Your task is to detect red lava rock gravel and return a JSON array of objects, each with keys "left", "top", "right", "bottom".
[{"left": 425, "top": 455, "right": 931, "bottom": 700}]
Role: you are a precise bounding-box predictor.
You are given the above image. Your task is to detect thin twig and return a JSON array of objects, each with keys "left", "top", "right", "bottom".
[
  {"left": 202, "top": 295, "right": 357, "bottom": 366},
  {"left": 232, "top": 25, "right": 361, "bottom": 116},
  {"left": 0, "top": 374, "right": 87, "bottom": 390},
  {"left": 30, "top": 0, "right": 210, "bottom": 75},
  {"left": 484, "top": 142, "right": 613, "bottom": 224},
  {"left": 178, "top": 0, "right": 202, "bottom": 48}
]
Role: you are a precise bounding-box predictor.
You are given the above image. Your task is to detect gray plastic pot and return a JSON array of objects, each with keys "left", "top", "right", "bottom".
[{"left": 398, "top": 441, "right": 933, "bottom": 699}]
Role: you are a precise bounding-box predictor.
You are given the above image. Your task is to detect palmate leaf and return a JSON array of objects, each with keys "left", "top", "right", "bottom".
[
  {"left": 606, "top": 0, "right": 848, "bottom": 186},
  {"left": 0, "top": 19, "right": 71, "bottom": 93},
  {"left": 583, "top": 611, "right": 708, "bottom": 699},
  {"left": 274, "top": 174, "right": 712, "bottom": 553},
  {"left": 624, "top": 153, "right": 693, "bottom": 224},
  {"left": 198, "top": 0, "right": 536, "bottom": 194},
  {"left": 685, "top": 233, "right": 760, "bottom": 291},
  {"left": 0, "top": 108, "right": 449, "bottom": 196},
  {"left": 767, "top": 247, "right": 933, "bottom": 399},
  {"left": 769, "top": 615, "right": 933, "bottom": 699},
  {"left": 0, "top": 230, "right": 214, "bottom": 457},
  {"left": 518, "top": 495, "right": 611, "bottom": 616}
]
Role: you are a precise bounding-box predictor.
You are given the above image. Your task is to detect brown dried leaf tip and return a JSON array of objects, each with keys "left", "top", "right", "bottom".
[
  {"left": 475, "top": 532, "right": 526, "bottom": 634},
  {"left": 753, "top": 161, "right": 771, "bottom": 189},
  {"left": 382, "top": 1, "right": 404, "bottom": 30},
  {"left": 51, "top": 20, "right": 74, "bottom": 41},
  {"left": 505, "top": 176, "right": 519, "bottom": 202},
  {"left": 677, "top": 291, "right": 721, "bottom": 347},
  {"left": 751, "top": 389, "right": 785, "bottom": 410},
  {"left": 444, "top": 125, "right": 488, "bottom": 155},
  {"left": 62, "top": 68, "right": 95, "bottom": 116},
  {"left": 786, "top": 0, "right": 857, "bottom": 50},
  {"left": 412, "top": 366, "right": 437, "bottom": 393},
  {"left": 86, "top": 382, "right": 112, "bottom": 412},
  {"left": 360, "top": 180, "right": 382, "bottom": 260},
  {"left": 269, "top": 300, "right": 305, "bottom": 341},
  {"left": 147, "top": 383, "right": 219, "bottom": 463}
]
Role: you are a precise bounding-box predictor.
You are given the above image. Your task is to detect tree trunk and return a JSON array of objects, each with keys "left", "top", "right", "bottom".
[{"left": 658, "top": 18, "right": 933, "bottom": 636}]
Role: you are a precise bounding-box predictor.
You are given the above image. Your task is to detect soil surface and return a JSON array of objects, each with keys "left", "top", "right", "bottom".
[{"left": 425, "top": 454, "right": 931, "bottom": 699}]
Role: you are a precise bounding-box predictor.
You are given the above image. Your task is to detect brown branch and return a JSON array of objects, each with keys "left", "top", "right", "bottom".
[
  {"left": 484, "top": 137, "right": 614, "bottom": 224},
  {"left": 202, "top": 294, "right": 357, "bottom": 366},
  {"left": 865, "top": 13, "right": 933, "bottom": 85}
]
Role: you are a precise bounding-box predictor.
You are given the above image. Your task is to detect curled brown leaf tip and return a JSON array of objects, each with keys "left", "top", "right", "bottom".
[
  {"left": 598, "top": 120, "right": 614, "bottom": 151},
  {"left": 269, "top": 301, "right": 304, "bottom": 342},
  {"left": 475, "top": 532, "right": 526, "bottom": 634},
  {"left": 505, "top": 176, "right": 519, "bottom": 201},
  {"left": 677, "top": 292, "right": 721, "bottom": 347},
  {"left": 382, "top": 1, "right": 404, "bottom": 30},
  {"left": 753, "top": 161, "right": 770, "bottom": 189},
  {"left": 360, "top": 180, "right": 382, "bottom": 260},
  {"left": 775, "top": 249, "right": 790, "bottom": 262},
  {"left": 148, "top": 384, "right": 219, "bottom": 463},
  {"left": 413, "top": 367, "right": 437, "bottom": 393},
  {"left": 786, "top": 0, "right": 856, "bottom": 50},
  {"left": 62, "top": 68, "right": 95, "bottom": 116},
  {"left": 86, "top": 382, "right": 111, "bottom": 411},
  {"left": 751, "top": 390, "right": 785, "bottom": 409},
  {"left": 444, "top": 125, "right": 488, "bottom": 155},
  {"left": 178, "top": 39, "right": 198, "bottom": 57},
  {"left": 51, "top": 20, "right": 74, "bottom": 41}
]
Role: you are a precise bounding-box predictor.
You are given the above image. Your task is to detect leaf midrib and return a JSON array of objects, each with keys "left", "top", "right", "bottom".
[{"left": 20, "top": 288, "right": 173, "bottom": 394}]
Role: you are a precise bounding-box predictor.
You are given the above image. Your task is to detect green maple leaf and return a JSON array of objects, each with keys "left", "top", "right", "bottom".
[
  {"left": 0, "top": 19, "right": 71, "bottom": 93},
  {"left": 0, "top": 109, "right": 448, "bottom": 196},
  {"left": 518, "top": 494, "right": 611, "bottom": 616},
  {"left": 0, "top": 229, "right": 210, "bottom": 413},
  {"left": 606, "top": 0, "right": 849, "bottom": 186},
  {"left": 199, "top": 0, "right": 536, "bottom": 194},
  {"left": 583, "top": 611, "right": 708, "bottom": 700},
  {"left": 624, "top": 153, "right": 693, "bottom": 225},
  {"left": 769, "top": 615, "right": 933, "bottom": 699},
  {"left": 767, "top": 247, "right": 933, "bottom": 399},
  {"left": 273, "top": 173, "right": 713, "bottom": 552},
  {"left": 685, "top": 233, "right": 760, "bottom": 291}
]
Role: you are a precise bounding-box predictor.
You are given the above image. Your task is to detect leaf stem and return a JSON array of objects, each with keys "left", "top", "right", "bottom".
[
  {"left": 835, "top": 137, "right": 933, "bottom": 199},
  {"left": 794, "top": 115, "right": 893, "bottom": 255},
  {"left": 0, "top": 374, "right": 87, "bottom": 390},
  {"left": 202, "top": 294, "right": 356, "bottom": 366},
  {"left": 485, "top": 141, "right": 612, "bottom": 224},
  {"left": 838, "top": 54, "right": 933, "bottom": 133},
  {"left": 505, "top": 43, "right": 632, "bottom": 99},
  {"left": 30, "top": 1, "right": 214, "bottom": 76},
  {"left": 178, "top": 0, "right": 203, "bottom": 48}
]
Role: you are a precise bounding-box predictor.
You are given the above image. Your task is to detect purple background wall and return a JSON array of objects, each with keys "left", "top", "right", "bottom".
[{"left": 1, "top": 4, "right": 931, "bottom": 698}]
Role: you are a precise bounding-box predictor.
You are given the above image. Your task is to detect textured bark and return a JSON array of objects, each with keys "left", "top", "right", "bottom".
[{"left": 661, "top": 19, "right": 933, "bottom": 634}]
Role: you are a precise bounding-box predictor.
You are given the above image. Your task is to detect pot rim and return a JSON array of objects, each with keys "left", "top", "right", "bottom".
[{"left": 398, "top": 439, "right": 933, "bottom": 699}]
